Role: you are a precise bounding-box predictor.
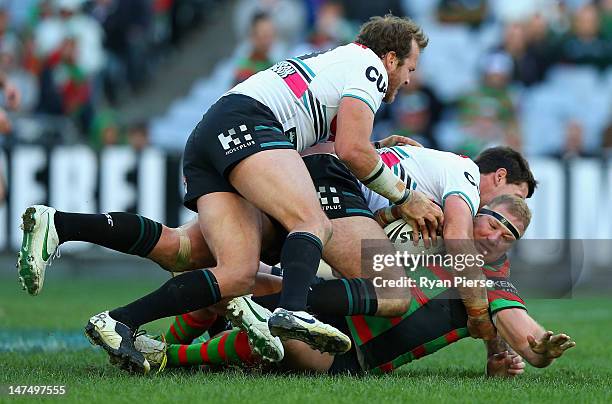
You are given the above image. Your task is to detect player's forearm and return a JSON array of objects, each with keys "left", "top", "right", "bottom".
[
  {"left": 336, "top": 140, "right": 380, "bottom": 178},
  {"left": 445, "top": 237, "right": 488, "bottom": 307},
  {"left": 339, "top": 146, "right": 409, "bottom": 205},
  {"left": 443, "top": 202, "right": 488, "bottom": 308}
]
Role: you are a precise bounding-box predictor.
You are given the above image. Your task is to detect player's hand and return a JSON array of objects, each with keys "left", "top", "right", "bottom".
[
  {"left": 377, "top": 135, "right": 423, "bottom": 148},
  {"left": 3, "top": 82, "right": 20, "bottom": 110},
  {"left": 486, "top": 351, "right": 525, "bottom": 377},
  {"left": 527, "top": 331, "right": 576, "bottom": 359},
  {"left": 397, "top": 191, "right": 443, "bottom": 249},
  {"left": 467, "top": 312, "right": 497, "bottom": 340}
]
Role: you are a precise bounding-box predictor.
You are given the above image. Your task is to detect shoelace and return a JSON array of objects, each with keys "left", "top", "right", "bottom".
[
  {"left": 46, "top": 246, "right": 61, "bottom": 267},
  {"left": 133, "top": 329, "right": 147, "bottom": 340}
]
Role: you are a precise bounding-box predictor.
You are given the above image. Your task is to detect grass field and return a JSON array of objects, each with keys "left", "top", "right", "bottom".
[{"left": 1, "top": 276, "right": 611, "bottom": 403}]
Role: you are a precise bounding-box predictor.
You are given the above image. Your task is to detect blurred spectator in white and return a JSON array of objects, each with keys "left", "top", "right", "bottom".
[
  {"left": 57, "top": 0, "right": 105, "bottom": 77},
  {"left": 234, "top": 0, "right": 306, "bottom": 50},
  {"left": 455, "top": 52, "right": 520, "bottom": 157},
  {"left": 292, "top": 0, "right": 353, "bottom": 56},
  {"left": 437, "top": 0, "right": 487, "bottom": 28},
  {"left": 555, "top": 2, "right": 612, "bottom": 70},
  {"left": 127, "top": 120, "right": 150, "bottom": 151},
  {"left": 34, "top": 0, "right": 105, "bottom": 76},
  {"left": 233, "top": 12, "right": 276, "bottom": 85},
  {"left": 33, "top": 0, "right": 65, "bottom": 59},
  {"left": 490, "top": 0, "right": 541, "bottom": 23},
  {"left": 0, "top": 37, "right": 38, "bottom": 112}
]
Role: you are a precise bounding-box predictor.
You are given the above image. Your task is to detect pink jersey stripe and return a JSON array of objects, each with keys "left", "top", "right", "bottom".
[
  {"left": 380, "top": 151, "right": 400, "bottom": 168},
  {"left": 283, "top": 73, "right": 308, "bottom": 98}
]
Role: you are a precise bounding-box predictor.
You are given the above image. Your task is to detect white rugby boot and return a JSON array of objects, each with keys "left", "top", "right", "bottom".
[
  {"left": 226, "top": 296, "right": 285, "bottom": 362},
  {"left": 17, "top": 205, "right": 59, "bottom": 295},
  {"left": 268, "top": 308, "right": 352, "bottom": 354},
  {"left": 85, "top": 311, "right": 151, "bottom": 374}
]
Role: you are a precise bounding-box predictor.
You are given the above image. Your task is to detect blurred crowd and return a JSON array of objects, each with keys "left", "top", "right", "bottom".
[
  {"left": 0, "top": 0, "right": 221, "bottom": 148},
  {"left": 2, "top": 0, "right": 612, "bottom": 159},
  {"left": 227, "top": 0, "right": 612, "bottom": 158}
]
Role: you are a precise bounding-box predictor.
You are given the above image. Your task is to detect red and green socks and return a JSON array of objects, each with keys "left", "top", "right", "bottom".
[
  {"left": 166, "top": 329, "right": 256, "bottom": 367},
  {"left": 164, "top": 312, "right": 218, "bottom": 344}
]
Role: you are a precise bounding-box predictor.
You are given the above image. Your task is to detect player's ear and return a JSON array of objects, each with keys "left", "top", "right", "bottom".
[
  {"left": 494, "top": 168, "right": 507, "bottom": 185},
  {"left": 382, "top": 51, "right": 398, "bottom": 71}
]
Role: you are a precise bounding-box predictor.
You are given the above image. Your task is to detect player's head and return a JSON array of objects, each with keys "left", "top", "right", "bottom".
[
  {"left": 356, "top": 14, "right": 428, "bottom": 103},
  {"left": 475, "top": 146, "right": 538, "bottom": 206},
  {"left": 473, "top": 194, "right": 531, "bottom": 262}
]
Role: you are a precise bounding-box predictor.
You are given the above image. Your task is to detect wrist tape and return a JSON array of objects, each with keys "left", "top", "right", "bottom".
[{"left": 360, "top": 159, "right": 407, "bottom": 203}]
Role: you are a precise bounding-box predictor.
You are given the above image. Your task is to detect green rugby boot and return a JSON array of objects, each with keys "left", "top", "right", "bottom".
[{"left": 17, "top": 205, "right": 59, "bottom": 295}]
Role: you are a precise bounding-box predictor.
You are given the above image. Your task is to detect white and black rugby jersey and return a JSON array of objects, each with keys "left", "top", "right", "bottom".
[
  {"left": 226, "top": 42, "right": 388, "bottom": 151},
  {"left": 360, "top": 145, "right": 482, "bottom": 216}
]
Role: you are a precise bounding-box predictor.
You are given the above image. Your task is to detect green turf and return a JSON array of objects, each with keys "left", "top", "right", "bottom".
[{"left": 1, "top": 278, "right": 611, "bottom": 403}]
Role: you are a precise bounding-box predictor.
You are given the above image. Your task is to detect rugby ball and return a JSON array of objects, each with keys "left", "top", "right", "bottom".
[{"left": 384, "top": 218, "right": 445, "bottom": 255}]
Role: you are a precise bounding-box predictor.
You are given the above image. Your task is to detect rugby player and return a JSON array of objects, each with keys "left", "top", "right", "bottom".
[
  {"left": 132, "top": 195, "right": 575, "bottom": 376},
  {"left": 20, "top": 15, "right": 446, "bottom": 352},
  {"left": 178, "top": 13, "right": 446, "bottom": 350},
  {"left": 311, "top": 143, "right": 537, "bottom": 339}
]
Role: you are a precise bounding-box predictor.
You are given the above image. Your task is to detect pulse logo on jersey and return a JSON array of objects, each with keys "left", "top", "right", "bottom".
[
  {"left": 317, "top": 186, "right": 342, "bottom": 211},
  {"left": 218, "top": 125, "right": 255, "bottom": 155},
  {"left": 365, "top": 66, "right": 387, "bottom": 93}
]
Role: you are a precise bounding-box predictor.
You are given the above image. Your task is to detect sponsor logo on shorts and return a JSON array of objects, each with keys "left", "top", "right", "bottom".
[
  {"left": 317, "top": 186, "right": 342, "bottom": 211},
  {"left": 218, "top": 125, "right": 255, "bottom": 155}
]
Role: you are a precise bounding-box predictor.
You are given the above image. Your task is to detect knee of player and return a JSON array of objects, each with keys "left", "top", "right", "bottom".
[
  {"left": 231, "top": 268, "right": 258, "bottom": 293},
  {"left": 290, "top": 212, "right": 332, "bottom": 244}
]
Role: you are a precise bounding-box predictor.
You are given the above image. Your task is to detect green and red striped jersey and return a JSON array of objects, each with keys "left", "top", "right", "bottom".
[{"left": 345, "top": 255, "right": 526, "bottom": 374}]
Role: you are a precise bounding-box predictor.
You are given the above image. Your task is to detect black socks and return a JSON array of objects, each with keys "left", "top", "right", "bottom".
[
  {"left": 278, "top": 232, "right": 323, "bottom": 311},
  {"left": 254, "top": 277, "right": 379, "bottom": 317},
  {"left": 54, "top": 211, "right": 162, "bottom": 257},
  {"left": 109, "top": 269, "right": 221, "bottom": 329},
  {"left": 307, "top": 278, "right": 378, "bottom": 316}
]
